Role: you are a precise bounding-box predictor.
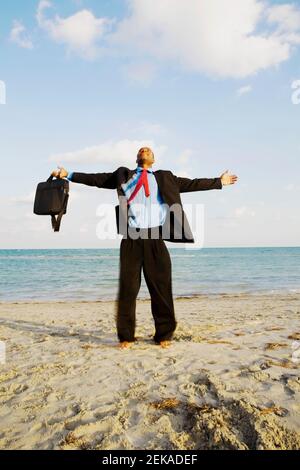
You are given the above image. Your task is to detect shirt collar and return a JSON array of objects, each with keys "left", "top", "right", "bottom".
[{"left": 136, "top": 166, "right": 153, "bottom": 174}]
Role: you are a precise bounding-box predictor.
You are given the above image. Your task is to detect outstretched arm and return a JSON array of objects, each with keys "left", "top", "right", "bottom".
[
  {"left": 173, "top": 170, "right": 238, "bottom": 193},
  {"left": 51, "top": 167, "right": 117, "bottom": 189}
]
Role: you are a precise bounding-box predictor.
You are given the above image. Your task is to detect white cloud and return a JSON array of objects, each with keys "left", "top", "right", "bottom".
[
  {"left": 36, "top": 0, "right": 114, "bottom": 59},
  {"left": 10, "top": 191, "right": 35, "bottom": 204},
  {"left": 235, "top": 206, "right": 247, "bottom": 217},
  {"left": 110, "top": 0, "right": 300, "bottom": 78},
  {"left": 0, "top": 212, "right": 49, "bottom": 234},
  {"left": 31, "top": 0, "right": 300, "bottom": 78},
  {"left": 79, "top": 223, "right": 89, "bottom": 233},
  {"left": 122, "top": 61, "right": 158, "bottom": 85},
  {"left": 175, "top": 148, "right": 194, "bottom": 178},
  {"left": 267, "top": 4, "right": 300, "bottom": 46},
  {"left": 237, "top": 85, "right": 252, "bottom": 96},
  {"left": 267, "top": 4, "right": 300, "bottom": 33},
  {"left": 234, "top": 206, "right": 256, "bottom": 218},
  {"left": 285, "top": 183, "right": 300, "bottom": 191},
  {"left": 49, "top": 139, "right": 168, "bottom": 167},
  {"left": 9, "top": 184, "right": 87, "bottom": 208},
  {"left": 177, "top": 149, "right": 194, "bottom": 166},
  {"left": 10, "top": 20, "right": 33, "bottom": 49},
  {"left": 133, "top": 121, "right": 166, "bottom": 136},
  {"left": 120, "top": 120, "right": 167, "bottom": 138},
  {"left": 67, "top": 186, "right": 88, "bottom": 200},
  {"left": 175, "top": 169, "right": 192, "bottom": 178}
]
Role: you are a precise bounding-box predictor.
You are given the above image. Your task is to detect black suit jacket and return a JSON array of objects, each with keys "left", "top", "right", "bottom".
[{"left": 71, "top": 167, "right": 223, "bottom": 243}]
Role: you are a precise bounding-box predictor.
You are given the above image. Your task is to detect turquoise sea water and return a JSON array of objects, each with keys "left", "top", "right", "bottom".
[{"left": 0, "top": 247, "right": 299, "bottom": 301}]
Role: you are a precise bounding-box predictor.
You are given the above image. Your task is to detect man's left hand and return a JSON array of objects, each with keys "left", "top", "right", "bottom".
[{"left": 220, "top": 170, "right": 238, "bottom": 186}]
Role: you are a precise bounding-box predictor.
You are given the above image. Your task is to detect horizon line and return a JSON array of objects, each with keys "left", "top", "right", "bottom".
[{"left": 1, "top": 245, "right": 300, "bottom": 250}]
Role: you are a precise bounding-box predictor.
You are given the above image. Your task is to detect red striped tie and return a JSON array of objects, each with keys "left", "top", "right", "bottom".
[{"left": 127, "top": 169, "right": 150, "bottom": 204}]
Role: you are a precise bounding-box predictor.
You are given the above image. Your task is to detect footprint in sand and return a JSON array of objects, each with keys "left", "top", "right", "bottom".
[
  {"left": 144, "top": 381, "right": 300, "bottom": 450},
  {"left": 0, "top": 383, "right": 28, "bottom": 395},
  {"left": 280, "top": 374, "right": 300, "bottom": 395}
]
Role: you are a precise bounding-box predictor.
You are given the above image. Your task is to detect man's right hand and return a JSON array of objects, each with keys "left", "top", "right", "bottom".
[{"left": 51, "top": 167, "right": 68, "bottom": 179}]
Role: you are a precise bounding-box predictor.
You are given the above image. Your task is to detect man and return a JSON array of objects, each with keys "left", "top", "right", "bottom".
[{"left": 52, "top": 147, "right": 238, "bottom": 349}]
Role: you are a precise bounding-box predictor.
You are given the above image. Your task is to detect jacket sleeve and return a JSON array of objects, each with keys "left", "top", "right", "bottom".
[
  {"left": 69, "top": 169, "right": 119, "bottom": 189},
  {"left": 172, "top": 174, "right": 223, "bottom": 193}
]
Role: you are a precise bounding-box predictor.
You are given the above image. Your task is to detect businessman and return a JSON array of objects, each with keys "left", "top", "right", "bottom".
[{"left": 52, "top": 147, "right": 238, "bottom": 349}]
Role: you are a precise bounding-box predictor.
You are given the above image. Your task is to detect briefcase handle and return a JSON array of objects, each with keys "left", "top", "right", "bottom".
[
  {"left": 47, "top": 174, "right": 64, "bottom": 182},
  {"left": 51, "top": 193, "right": 69, "bottom": 233},
  {"left": 47, "top": 174, "right": 65, "bottom": 182}
]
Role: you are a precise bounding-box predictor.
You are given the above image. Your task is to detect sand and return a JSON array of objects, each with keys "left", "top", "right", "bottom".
[{"left": 0, "top": 293, "right": 300, "bottom": 450}]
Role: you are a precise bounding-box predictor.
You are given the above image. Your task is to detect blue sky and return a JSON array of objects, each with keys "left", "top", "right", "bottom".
[{"left": 0, "top": 0, "right": 300, "bottom": 248}]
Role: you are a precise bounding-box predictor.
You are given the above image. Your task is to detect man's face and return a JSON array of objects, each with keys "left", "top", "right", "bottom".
[{"left": 136, "top": 147, "right": 155, "bottom": 166}]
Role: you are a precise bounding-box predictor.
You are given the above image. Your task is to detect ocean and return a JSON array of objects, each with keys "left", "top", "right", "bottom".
[{"left": 0, "top": 247, "right": 299, "bottom": 302}]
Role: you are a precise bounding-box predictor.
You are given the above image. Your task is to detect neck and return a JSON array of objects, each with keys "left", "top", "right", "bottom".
[{"left": 138, "top": 162, "right": 152, "bottom": 170}]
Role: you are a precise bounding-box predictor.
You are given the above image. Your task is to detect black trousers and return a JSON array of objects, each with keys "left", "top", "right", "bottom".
[{"left": 116, "top": 233, "right": 177, "bottom": 343}]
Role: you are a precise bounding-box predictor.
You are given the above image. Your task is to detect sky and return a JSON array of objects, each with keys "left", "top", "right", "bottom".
[{"left": 0, "top": 0, "right": 300, "bottom": 249}]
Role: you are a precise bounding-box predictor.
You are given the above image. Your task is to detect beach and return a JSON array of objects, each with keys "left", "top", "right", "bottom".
[{"left": 0, "top": 293, "right": 300, "bottom": 450}]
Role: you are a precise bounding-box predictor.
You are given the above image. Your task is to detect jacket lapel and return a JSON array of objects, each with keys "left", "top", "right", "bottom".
[{"left": 153, "top": 171, "right": 170, "bottom": 205}]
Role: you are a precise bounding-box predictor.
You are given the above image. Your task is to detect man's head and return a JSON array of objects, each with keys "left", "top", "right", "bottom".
[{"left": 136, "top": 147, "right": 154, "bottom": 168}]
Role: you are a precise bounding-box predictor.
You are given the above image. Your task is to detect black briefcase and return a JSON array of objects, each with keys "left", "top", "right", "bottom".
[{"left": 33, "top": 175, "right": 69, "bottom": 232}]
